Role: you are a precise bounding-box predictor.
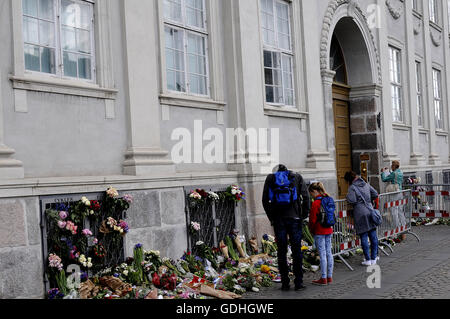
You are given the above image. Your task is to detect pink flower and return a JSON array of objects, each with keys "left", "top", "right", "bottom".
[
  {"left": 93, "top": 238, "right": 98, "bottom": 245},
  {"left": 106, "top": 187, "right": 119, "bottom": 198},
  {"left": 123, "top": 194, "right": 133, "bottom": 203},
  {"left": 59, "top": 211, "right": 68, "bottom": 220},
  {"left": 57, "top": 221, "right": 67, "bottom": 229},
  {"left": 82, "top": 229, "right": 93, "bottom": 237},
  {"left": 65, "top": 221, "right": 77, "bottom": 235},
  {"left": 48, "top": 254, "right": 63, "bottom": 271}
]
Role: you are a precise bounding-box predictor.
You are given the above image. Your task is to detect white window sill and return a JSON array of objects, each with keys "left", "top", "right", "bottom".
[
  {"left": 430, "top": 21, "right": 443, "bottom": 33},
  {"left": 392, "top": 123, "right": 410, "bottom": 131},
  {"left": 418, "top": 128, "right": 429, "bottom": 134},
  {"left": 264, "top": 105, "right": 308, "bottom": 119},
  {"left": 436, "top": 130, "right": 448, "bottom": 136},
  {"left": 9, "top": 74, "right": 118, "bottom": 100},
  {"left": 159, "top": 93, "right": 225, "bottom": 111},
  {"left": 412, "top": 10, "right": 422, "bottom": 19}
]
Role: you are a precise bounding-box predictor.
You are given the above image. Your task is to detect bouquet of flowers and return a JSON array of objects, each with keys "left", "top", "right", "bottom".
[
  {"left": 189, "top": 221, "right": 201, "bottom": 236},
  {"left": 188, "top": 189, "right": 220, "bottom": 206},
  {"left": 48, "top": 253, "right": 68, "bottom": 294},
  {"left": 261, "top": 234, "right": 277, "bottom": 256},
  {"left": 196, "top": 241, "right": 219, "bottom": 270},
  {"left": 224, "top": 185, "right": 245, "bottom": 203},
  {"left": 224, "top": 236, "right": 240, "bottom": 262}
]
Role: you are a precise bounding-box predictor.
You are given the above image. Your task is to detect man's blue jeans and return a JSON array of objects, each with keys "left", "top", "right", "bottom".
[
  {"left": 273, "top": 218, "right": 303, "bottom": 286},
  {"left": 360, "top": 228, "right": 378, "bottom": 261},
  {"left": 314, "top": 234, "right": 333, "bottom": 279}
]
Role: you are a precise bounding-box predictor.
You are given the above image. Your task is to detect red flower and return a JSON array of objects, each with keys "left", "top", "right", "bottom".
[{"left": 152, "top": 272, "right": 161, "bottom": 288}]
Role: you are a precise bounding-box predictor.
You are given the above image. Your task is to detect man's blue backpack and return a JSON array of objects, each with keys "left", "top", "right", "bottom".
[
  {"left": 268, "top": 171, "right": 298, "bottom": 206},
  {"left": 317, "top": 196, "right": 336, "bottom": 227}
]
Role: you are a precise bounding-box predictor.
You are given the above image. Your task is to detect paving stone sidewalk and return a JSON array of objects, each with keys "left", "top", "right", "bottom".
[{"left": 243, "top": 225, "right": 450, "bottom": 299}]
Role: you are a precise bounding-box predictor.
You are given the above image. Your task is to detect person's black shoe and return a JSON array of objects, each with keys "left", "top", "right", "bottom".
[
  {"left": 281, "top": 283, "right": 290, "bottom": 291},
  {"left": 294, "top": 283, "right": 306, "bottom": 291}
]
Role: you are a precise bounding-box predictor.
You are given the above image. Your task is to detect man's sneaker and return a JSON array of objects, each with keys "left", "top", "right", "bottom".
[
  {"left": 312, "top": 278, "right": 328, "bottom": 286},
  {"left": 361, "top": 260, "right": 372, "bottom": 266},
  {"left": 327, "top": 277, "right": 333, "bottom": 284},
  {"left": 294, "top": 283, "right": 306, "bottom": 291}
]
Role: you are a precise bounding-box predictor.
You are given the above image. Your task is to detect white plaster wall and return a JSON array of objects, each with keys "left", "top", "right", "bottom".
[
  {"left": 393, "top": 129, "right": 410, "bottom": 165},
  {"left": 268, "top": 116, "right": 308, "bottom": 169}
]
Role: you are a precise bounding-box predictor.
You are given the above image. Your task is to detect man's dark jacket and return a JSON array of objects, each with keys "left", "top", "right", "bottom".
[{"left": 262, "top": 171, "right": 310, "bottom": 224}]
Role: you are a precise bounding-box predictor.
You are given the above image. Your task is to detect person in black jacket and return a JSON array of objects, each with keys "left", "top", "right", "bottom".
[{"left": 262, "top": 164, "right": 310, "bottom": 291}]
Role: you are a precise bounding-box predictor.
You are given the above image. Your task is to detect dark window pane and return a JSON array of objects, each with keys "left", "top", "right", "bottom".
[
  {"left": 264, "top": 68, "right": 273, "bottom": 85},
  {"left": 266, "top": 86, "right": 274, "bottom": 102},
  {"left": 78, "top": 56, "right": 91, "bottom": 79},
  {"left": 264, "top": 50, "right": 272, "bottom": 67},
  {"left": 40, "top": 47, "right": 55, "bottom": 74}
]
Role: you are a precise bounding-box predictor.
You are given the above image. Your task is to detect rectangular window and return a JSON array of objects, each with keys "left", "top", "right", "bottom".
[
  {"left": 429, "top": 0, "right": 438, "bottom": 23},
  {"left": 22, "top": 0, "right": 95, "bottom": 80},
  {"left": 415, "top": 62, "right": 424, "bottom": 127},
  {"left": 260, "top": 0, "right": 295, "bottom": 106},
  {"left": 389, "top": 46, "right": 403, "bottom": 123},
  {"left": 443, "top": 170, "right": 450, "bottom": 191},
  {"left": 163, "top": 0, "right": 209, "bottom": 96},
  {"left": 432, "top": 68, "right": 443, "bottom": 130}
]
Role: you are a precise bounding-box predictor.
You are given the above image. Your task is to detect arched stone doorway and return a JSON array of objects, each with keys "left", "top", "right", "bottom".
[{"left": 320, "top": 1, "right": 383, "bottom": 198}]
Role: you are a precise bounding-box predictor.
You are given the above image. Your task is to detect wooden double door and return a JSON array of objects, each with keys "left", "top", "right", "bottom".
[{"left": 332, "top": 83, "right": 352, "bottom": 199}]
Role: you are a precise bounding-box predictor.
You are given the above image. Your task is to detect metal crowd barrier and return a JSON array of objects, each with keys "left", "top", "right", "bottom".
[
  {"left": 405, "top": 184, "right": 450, "bottom": 219},
  {"left": 377, "top": 190, "right": 420, "bottom": 251},
  {"left": 330, "top": 190, "right": 420, "bottom": 271},
  {"left": 332, "top": 199, "right": 359, "bottom": 271}
]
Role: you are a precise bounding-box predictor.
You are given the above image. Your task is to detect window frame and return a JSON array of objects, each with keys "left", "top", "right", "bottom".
[
  {"left": 389, "top": 45, "right": 403, "bottom": 123},
  {"left": 162, "top": 0, "right": 210, "bottom": 98},
  {"left": 260, "top": 0, "right": 295, "bottom": 107},
  {"left": 415, "top": 61, "right": 424, "bottom": 128},
  {"left": 22, "top": 0, "right": 97, "bottom": 83},
  {"left": 432, "top": 68, "right": 444, "bottom": 130}
]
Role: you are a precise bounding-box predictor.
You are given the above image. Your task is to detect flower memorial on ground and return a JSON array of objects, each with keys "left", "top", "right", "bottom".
[{"left": 44, "top": 185, "right": 326, "bottom": 299}]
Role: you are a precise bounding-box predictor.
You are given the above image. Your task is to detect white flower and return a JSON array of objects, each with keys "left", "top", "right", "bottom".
[
  {"left": 90, "top": 210, "right": 94, "bottom": 215},
  {"left": 208, "top": 191, "right": 219, "bottom": 200},
  {"left": 123, "top": 270, "right": 128, "bottom": 276},
  {"left": 190, "top": 191, "right": 202, "bottom": 200},
  {"left": 252, "top": 287, "right": 260, "bottom": 292},
  {"left": 196, "top": 241, "right": 204, "bottom": 246},
  {"left": 231, "top": 189, "right": 237, "bottom": 195}
]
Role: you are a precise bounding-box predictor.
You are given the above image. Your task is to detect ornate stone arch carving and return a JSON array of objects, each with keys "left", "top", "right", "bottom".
[{"left": 320, "top": 0, "right": 382, "bottom": 85}]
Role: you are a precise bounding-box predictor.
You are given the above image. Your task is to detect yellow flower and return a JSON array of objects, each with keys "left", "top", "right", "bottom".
[
  {"left": 260, "top": 265, "right": 271, "bottom": 273},
  {"left": 301, "top": 246, "right": 309, "bottom": 251}
]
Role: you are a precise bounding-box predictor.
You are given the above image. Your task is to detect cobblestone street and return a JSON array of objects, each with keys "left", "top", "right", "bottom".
[{"left": 243, "top": 225, "right": 450, "bottom": 299}]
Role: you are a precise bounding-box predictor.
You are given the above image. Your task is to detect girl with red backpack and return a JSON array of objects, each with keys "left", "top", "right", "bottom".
[{"left": 308, "top": 182, "right": 334, "bottom": 286}]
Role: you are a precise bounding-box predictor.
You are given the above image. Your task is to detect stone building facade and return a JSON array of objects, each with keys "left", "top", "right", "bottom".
[{"left": 1, "top": 0, "right": 450, "bottom": 298}]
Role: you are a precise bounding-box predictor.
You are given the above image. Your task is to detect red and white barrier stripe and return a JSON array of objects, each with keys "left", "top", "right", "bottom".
[
  {"left": 339, "top": 239, "right": 360, "bottom": 251},
  {"left": 384, "top": 225, "right": 408, "bottom": 237},
  {"left": 412, "top": 210, "right": 450, "bottom": 218},
  {"left": 338, "top": 211, "right": 348, "bottom": 218},
  {"left": 384, "top": 198, "right": 408, "bottom": 208},
  {"left": 412, "top": 191, "right": 450, "bottom": 196}
]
